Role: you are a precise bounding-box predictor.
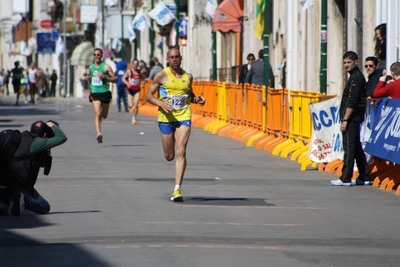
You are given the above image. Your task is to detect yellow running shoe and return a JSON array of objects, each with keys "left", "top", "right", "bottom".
[{"left": 170, "top": 189, "right": 183, "bottom": 202}]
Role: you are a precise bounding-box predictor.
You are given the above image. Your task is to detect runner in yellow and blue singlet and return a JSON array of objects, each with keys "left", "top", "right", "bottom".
[{"left": 146, "top": 48, "right": 206, "bottom": 202}]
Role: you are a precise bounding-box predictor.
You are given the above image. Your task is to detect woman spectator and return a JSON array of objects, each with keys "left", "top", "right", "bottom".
[
  {"left": 239, "top": 53, "right": 255, "bottom": 84},
  {"left": 374, "top": 23, "right": 386, "bottom": 70}
]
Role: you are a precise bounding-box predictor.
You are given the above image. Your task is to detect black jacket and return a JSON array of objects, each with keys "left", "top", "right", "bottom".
[
  {"left": 339, "top": 66, "right": 367, "bottom": 123},
  {"left": 366, "top": 69, "right": 382, "bottom": 97}
]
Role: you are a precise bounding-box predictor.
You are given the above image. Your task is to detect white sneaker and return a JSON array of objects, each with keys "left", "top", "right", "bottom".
[{"left": 330, "top": 179, "right": 351, "bottom": 187}]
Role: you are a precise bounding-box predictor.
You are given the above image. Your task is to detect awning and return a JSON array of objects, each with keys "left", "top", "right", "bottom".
[
  {"left": 70, "top": 41, "right": 94, "bottom": 66},
  {"left": 212, "top": 0, "right": 244, "bottom": 33}
]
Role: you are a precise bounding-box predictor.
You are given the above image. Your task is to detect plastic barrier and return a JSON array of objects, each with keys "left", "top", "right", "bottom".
[{"left": 138, "top": 79, "right": 400, "bottom": 196}]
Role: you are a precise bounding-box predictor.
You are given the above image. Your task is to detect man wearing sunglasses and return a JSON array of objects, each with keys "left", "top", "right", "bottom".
[
  {"left": 146, "top": 48, "right": 205, "bottom": 202},
  {"left": 364, "top": 56, "right": 382, "bottom": 97},
  {"left": 86, "top": 48, "right": 117, "bottom": 143}
]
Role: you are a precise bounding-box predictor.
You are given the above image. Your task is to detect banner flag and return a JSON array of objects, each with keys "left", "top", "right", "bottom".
[
  {"left": 254, "top": 0, "right": 265, "bottom": 39},
  {"left": 205, "top": 0, "right": 218, "bottom": 20},
  {"left": 148, "top": 2, "right": 176, "bottom": 26},
  {"left": 132, "top": 8, "right": 149, "bottom": 32}
]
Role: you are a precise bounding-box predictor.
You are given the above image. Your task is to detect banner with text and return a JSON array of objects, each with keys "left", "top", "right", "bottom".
[
  {"left": 364, "top": 98, "right": 400, "bottom": 164},
  {"left": 308, "top": 96, "right": 343, "bottom": 162}
]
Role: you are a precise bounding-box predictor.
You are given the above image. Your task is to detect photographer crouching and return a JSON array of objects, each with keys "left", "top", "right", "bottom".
[{"left": 0, "top": 120, "right": 67, "bottom": 216}]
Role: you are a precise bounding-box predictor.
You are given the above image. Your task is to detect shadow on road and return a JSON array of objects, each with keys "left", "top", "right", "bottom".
[{"left": 0, "top": 216, "right": 112, "bottom": 267}]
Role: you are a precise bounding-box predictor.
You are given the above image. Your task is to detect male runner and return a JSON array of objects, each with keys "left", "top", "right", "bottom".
[
  {"left": 122, "top": 59, "right": 144, "bottom": 124},
  {"left": 146, "top": 48, "right": 205, "bottom": 201},
  {"left": 86, "top": 48, "right": 116, "bottom": 143}
]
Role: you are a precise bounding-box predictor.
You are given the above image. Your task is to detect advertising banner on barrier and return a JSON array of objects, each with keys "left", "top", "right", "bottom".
[
  {"left": 308, "top": 96, "right": 343, "bottom": 162},
  {"left": 364, "top": 98, "right": 400, "bottom": 164}
]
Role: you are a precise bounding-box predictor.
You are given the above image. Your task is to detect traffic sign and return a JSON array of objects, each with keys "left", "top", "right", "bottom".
[
  {"left": 37, "top": 32, "right": 55, "bottom": 54},
  {"left": 40, "top": 19, "right": 53, "bottom": 30}
]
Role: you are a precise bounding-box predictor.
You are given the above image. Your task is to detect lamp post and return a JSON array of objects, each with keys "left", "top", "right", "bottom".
[
  {"left": 175, "top": 0, "right": 179, "bottom": 50},
  {"left": 62, "top": 0, "right": 67, "bottom": 97}
]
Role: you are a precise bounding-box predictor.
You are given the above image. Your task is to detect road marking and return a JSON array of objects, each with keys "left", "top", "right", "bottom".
[
  {"left": 36, "top": 184, "right": 142, "bottom": 188},
  {"left": 102, "top": 244, "right": 291, "bottom": 250},
  {"left": 139, "top": 221, "right": 305, "bottom": 227},
  {"left": 177, "top": 204, "right": 326, "bottom": 210}
]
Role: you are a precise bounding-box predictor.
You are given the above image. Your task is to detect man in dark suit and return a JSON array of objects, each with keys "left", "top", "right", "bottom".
[{"left": 245, "top": 49, "right": 275, "bottom": 88}]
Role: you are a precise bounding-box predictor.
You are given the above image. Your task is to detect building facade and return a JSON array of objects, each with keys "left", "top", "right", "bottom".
[{"left": 0, "top": 0, "right": 398, "bottom": 97}]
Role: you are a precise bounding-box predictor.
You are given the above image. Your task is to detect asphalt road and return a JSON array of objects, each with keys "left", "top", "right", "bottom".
[{"left": 1, "top": 95, "right": 399, "bottom": 267}]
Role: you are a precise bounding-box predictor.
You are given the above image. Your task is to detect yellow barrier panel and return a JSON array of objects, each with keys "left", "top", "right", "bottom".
[{"left": 206, "top": 82, "right": 229, "bottom": 133}]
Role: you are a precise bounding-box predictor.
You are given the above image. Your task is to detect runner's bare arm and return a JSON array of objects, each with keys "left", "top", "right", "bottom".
[
  {"left": 122, "top": 70, "right": 130, "bottom": 88},
  {"left": 146, "top": 71, "right": 173, "bottom": 113},
  {"left": 104, "top": 64, "right": 117, "bottom": 83},
  {"left": 187, "top": 73, "right": 205, "bottom": 106}
]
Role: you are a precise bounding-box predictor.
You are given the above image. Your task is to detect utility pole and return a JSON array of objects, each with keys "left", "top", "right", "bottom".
[
  {"left": 63, "top": 0, "right": 67, "bottom": 97},
  {"left": 121, "top": 1, "right": 124, "bottom": 60},
  {"left": 263, "top": 0, "right": 270, "bottom": 88},
  {"left": 150, "top": 0, "right": 154, "bottom": 59},
  {"left": 320, "top": 0, "right": 327, "bottom": 94},
  {"left": 175, "top": 0, "right": 179, "bottom": 50}
]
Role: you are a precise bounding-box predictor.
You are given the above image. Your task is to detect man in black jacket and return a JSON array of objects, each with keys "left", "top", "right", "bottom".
[
  {"left": 331, "top": 51, "right": 370, "bottom": 187},
  {"left": 0, "top": 120, "right": 67, "bottom": 216},
  {"left": 364, "top": 56, "right": 382, "bottom": 97}
]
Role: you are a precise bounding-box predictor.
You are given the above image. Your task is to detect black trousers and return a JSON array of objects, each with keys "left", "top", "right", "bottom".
[{"left": 340, "top": 120, "right": 370, "bottom": 183}]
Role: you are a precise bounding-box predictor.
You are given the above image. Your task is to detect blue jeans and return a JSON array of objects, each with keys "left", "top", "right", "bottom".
[
  {"left": 116, "top": 86, "right": 128, "bottom": 110},
  {"left": 19, "top": 188, "right": 51, "bottom": 214}
]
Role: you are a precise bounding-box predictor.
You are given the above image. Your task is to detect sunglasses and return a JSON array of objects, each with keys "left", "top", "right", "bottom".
[
  {"left": 364, "top": 64, "right": 375, "bottom": 68},
  {"left": 93, "top": 54, "right": 102, "bottom": 56}
]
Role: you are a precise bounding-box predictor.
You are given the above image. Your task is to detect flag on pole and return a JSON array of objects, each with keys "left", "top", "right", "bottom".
[
  {"left": 205, "top": 0, "right": 218, "bottom": 20},
  {"left": 299, "top": 0, "right": 314, "bottom": 12},
  {"left": 127, "top": 21, "right": 136, "bottom": 42},
  {"left": 148, "top": 2, "right": 176, "bottom": 26},
  {"left": 254, "top": 0, "right": 266, "bottom": 39},
  {"left": 132, "top": 8, "right": 149, "bottom": 32}
]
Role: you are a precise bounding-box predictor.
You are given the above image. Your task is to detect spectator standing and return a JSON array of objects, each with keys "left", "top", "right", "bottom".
[
  {"left": 11, "top": 61, "right": 23, "bottom": 105},
  {"left": 152, "top": 56, "right": 164, "bottom": 69},
  {"left": 36, "top": 69, "right": 47, "bottom": 99},
  {"left": 44, "top": 68, "right": 51, "bottom": 96},
  {"left": 4, "top": 70, "right": 10, "bottom": 96},
  {"left": 331, "top": 51, "right": 370, "bottom": 187},
  {"left": 239, "top": 53, "right": 255, "bottom": 84},
  {"left": 375, "top": 23, "right": 386, "bottom": 70},
  {"left": 245, "top": 49, "right": 275, "bottom": 88},
  {"left": 0, "top": 70, "right": 5, "bottom": 97},
  {"left": 139, "top": 60, "right": 150, "bottom": 79},
  {"left": 373, "top": 62, "right": 400, "bottom": 99},
  {"left": 364, "top": 56, "right": 382, "bottom": 97},
  {"left": 50, "top": 69, "right": 58, "bottom": 97},
  {"left": 148, "top": 60, "right": 163, "bottom": 80},
  {"left": 115, "top": 60, "right": 129, "bottom": 112}
]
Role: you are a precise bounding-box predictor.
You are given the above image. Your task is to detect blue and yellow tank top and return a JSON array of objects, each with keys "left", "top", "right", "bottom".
[
  {"left": 158, "top": 67, "right": 192, "bottom": 122},
  {"left": 90, "top": 62, "right": 109, "bottom": 93}
]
